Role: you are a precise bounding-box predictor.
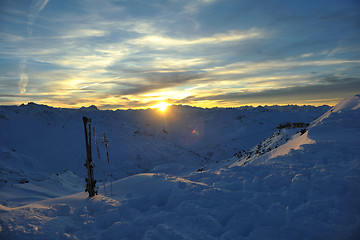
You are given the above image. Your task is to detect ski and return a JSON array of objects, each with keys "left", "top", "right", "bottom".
[{"left": 82, "top": 117, "right": 97, "bottom": 197}]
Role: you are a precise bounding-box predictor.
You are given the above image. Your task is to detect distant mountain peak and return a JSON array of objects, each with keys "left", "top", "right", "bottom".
[
  {"left": 79, "top": 105, "right": 99, "bottom": 111},
  {"left": 20, "top": 102, "right": 51, "bottom": 110}
]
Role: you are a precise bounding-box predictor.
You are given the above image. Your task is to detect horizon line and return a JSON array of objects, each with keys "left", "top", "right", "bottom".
[{"left": 1, "top": 101, "right": 334, "bottom": 111}]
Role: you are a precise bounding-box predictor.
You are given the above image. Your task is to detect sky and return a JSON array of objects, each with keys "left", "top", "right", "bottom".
[{"left": 0, "top": 0, "right": 360, "bottom": 109}]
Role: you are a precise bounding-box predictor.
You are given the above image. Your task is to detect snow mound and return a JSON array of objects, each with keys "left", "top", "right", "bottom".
[
  {"left": 0, "top": 173, "right": 217, "bottom": 239},
  {"left": 266, "top": 131, "right": 314, "bottom": 160},
  {"left": 312, "top": 94, "right": 360, "bottom": 127},
  {"left": 331, "top": 94, "right": 360, "bottom": 112},
  {"left": 308, "top": 94, "right": 360, "bottom": 143}
]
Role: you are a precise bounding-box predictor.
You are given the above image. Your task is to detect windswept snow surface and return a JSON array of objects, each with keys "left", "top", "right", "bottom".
[{"left": 1, "top": 97, "right": 359, "bottom": 239}]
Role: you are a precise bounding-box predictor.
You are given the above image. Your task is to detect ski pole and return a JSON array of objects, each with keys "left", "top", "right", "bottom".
[
  {"left": 93, "top": 127, "right": 107, "bottom": 196},
  {"left": 102, "top": 132, "right": 113, "bottom": 196}
]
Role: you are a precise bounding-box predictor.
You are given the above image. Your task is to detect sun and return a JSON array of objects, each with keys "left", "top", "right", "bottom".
[{"left": 154, "top": 101, "right": 170, "bottom": 112}]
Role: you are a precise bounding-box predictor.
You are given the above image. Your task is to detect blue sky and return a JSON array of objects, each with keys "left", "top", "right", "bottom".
[{"left": 0, "top": 0, "right": 359, "bottom": 109}]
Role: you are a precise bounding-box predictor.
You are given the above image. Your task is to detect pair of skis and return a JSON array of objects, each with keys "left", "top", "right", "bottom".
[{"left": 83, "top": 117, "right": 97, "bottom": 197}]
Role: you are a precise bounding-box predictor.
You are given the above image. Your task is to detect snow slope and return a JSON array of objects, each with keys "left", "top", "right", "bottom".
[{"left": 1, "top": 97, "right": 360, "bottom": 239}]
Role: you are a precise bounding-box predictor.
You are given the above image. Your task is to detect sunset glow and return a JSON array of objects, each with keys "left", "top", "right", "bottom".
[
  {"left": 0, "top": 0, "right": 359, "bottom": 109},
  {"left": 153, "top": 102, "right": 171, "bottom": 112}
]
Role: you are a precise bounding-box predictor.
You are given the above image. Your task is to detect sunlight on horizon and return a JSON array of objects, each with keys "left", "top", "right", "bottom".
[{"left": 153, "top": 101, "right": 171, "bottom": 112}]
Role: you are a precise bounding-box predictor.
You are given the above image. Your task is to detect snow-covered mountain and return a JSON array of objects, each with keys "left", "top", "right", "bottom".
[
  {"left": 1, "top": 96, "right": 359, "bottom": 239},
  {"left": 0, "top": 102, "right": 329, "bottom": 187}
]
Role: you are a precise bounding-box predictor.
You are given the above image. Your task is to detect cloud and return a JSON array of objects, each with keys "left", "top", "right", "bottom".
[
  {"left": 112, "top": 71, "right": 206, "bottom": 95},
  {"left": 15, "top": 0, "right": 50, "bottom": 95},
  {"left": 18, "top": 60, "right": 28, "bottom": 94},
  {"left": 181, "top": 76, "right": 360, "bottom": 104},
  {"left": 0, "top": 33, "right": 25, "bottom": 42},
  {"left": 108, "top": 55, "right": 210, "bottom": 76},
  {"left": 49, "top": 54, "right": 115, "bottom": 70},
  {"left": 207, "top": 59, "right": 360, "bottom": 76},
  {"left": 149, "top": 58, "right": 210, "bottom": 71},
  {"left": 300, "top": 53, "right": 314, "bottom": 58},
  {"left": 18, "top": 73, "right": 29, "bottom": 94},
  {"left": 28, "top": 0, "right": 50, "bottom": 35},
  {"left": 59, "top": 29, "right": 108, "bottom": 39},
  {"left": 132, "top": 29, "right": 265, "bottom": 48},
  {"left": 181, "top": 0, "right": 217, "bottom": 14}
]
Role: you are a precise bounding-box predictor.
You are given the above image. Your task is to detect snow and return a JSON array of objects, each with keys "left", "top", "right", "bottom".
[
  {"left": 250, "top": 130, "right": 313, "bottom": 163},
  {"left": 1, "top": 97, "right": 360, "bottom": 239}
]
